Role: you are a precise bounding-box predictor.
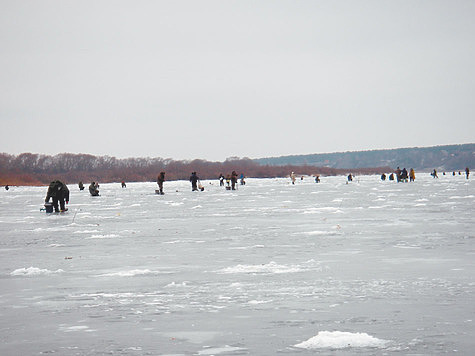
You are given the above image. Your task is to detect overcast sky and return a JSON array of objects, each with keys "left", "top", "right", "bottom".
[{"left": 1, "top": 1, "right": 474, "bottom": 161}]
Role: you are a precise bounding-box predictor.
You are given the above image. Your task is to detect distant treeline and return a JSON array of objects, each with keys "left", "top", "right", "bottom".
[
  {"left": 254, "top": 144, "right": 475, "bottom": 171},
  {"left": 0, "top": 153, "right": 391, "bottom": 186}
]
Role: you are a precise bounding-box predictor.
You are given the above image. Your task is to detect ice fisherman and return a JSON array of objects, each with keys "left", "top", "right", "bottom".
[
  {"left": 121, "top": 181, "right": 126, "bottom": 188},
  {"left": 290, "top": 172, "right": 296, "bottom": 185},
  {"left": 219, "top": 174, "right": 225, "bottom": 186},
  {"left": 89, "top": 182, "right": 100, "bottom": 196},
  {"left": 315, "top": 175, "right": 321, "bottom": 183},
  {"left": 157, "top": 172, "right": 165, "bottom": 194},
  {"left": 381, "top": 173, "right": 386, "bottom": 181},
  {"left": 400, "top": 168, "right": 408, "bottom": 182},
  {"left": 5, "top": 185, "right": 9, "bottom": 190},
  {"left": 395, "top": 167, "right": 402, "bottom": 182},
  {"left": 240, "top": 173, "right": 246, "bottom": 185},
  {"left": 431, "top": 169, "right": 438, "bottom": 178},
  {"left": 347, "top": 173, "right": 353, "bottom": 182},
  {"left": 190, "top": 172, "right": 200, "bottom": 191},
  {"left": 45, "top": 180, "right": 69, "bottom": 213},
  {"left": 231, "top": 171, "right": 238, "bottom": 190},
  {"left": 409, "top": 168, "right": 415, "bottom": 182},
  {"left": 78, "top": 181, "right": 84, "bottom": 190},
  {"left": 466, "top": 167, "right": 470, "bottom": 179}
]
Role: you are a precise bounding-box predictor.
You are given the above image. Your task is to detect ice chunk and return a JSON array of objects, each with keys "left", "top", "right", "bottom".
[{"left": 295, "top": 331, "right": 389, "bottom": 349}]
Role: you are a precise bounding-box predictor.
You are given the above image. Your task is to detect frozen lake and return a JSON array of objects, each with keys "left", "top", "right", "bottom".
[{"left": 0, "top": 174, "right": 474, "bottom": 355}]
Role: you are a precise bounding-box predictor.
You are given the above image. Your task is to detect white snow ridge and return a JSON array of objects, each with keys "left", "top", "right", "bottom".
[
  {"left": 96, "top": 269, "right": 161, "bottom": 277},
  {"left": 295, "top": 331, "right": 389, "bottom": 349},
  {"left": 217, "top": 261, "right": 303, "bottom": 274},
  {"left": 10, "top": 267, "right": 64, "bottom": 276}
]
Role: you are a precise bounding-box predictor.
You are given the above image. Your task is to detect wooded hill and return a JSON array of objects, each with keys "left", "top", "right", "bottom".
[
  {"left": 254, "top": 144, "right": 475, "bottom": 171},
  {"left": 0, "top": 153, "right": 390, "bottom": 186}
]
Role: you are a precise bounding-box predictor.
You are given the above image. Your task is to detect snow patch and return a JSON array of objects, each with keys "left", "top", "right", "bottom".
[
  {"left": 300, "top": 230, "right": 342, "bottom": 236},
  {"left": 198, "top": 345, "right": 247, "bottom": 355},
  {"left": 11, "top": 267, "right": 64, "bottom": 276},
  {"left": 295, "top": 331, "right": 389, "bottom": 349},
  {"left": 217, "top": 261, "right": 303, "bottom": 274},
  {"left": 59, "top": 325, "right": 95, "bottom": 333},
  {"left": 87, "top": 234, "right": 118, "bottom": 239},
  {"left": 96, "top": 269, "right": 162, "bottom": 277}
]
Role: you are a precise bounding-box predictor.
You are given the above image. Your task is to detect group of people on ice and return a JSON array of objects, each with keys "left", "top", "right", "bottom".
[
  {"left": 77, "top": 181, "right": 100, "bottom": 196},
  {"left": 379, "top": 167, "right": 415, "bottom": 182},
  {"left": 218, "top": 171, "right": 244, "bottom": 190},
  {"left": 432, "top": 167, "right": 470, "bottom": 179},
  {"left": 35, "top": 165, "right": 470, "bottom": 214},
  {"left": 291, "top": 172, "right": 321, "bottom": 184}
]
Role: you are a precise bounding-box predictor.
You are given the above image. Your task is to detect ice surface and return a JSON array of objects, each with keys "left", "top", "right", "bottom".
[{"left": 0, "top": 175, "right": 474, "bottom": 355}]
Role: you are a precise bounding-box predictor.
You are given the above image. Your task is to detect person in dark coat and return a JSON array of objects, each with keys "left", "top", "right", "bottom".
[
  {"left": 78, "top": 181, "right": 84, "bottom": 190},
  {"left": 157, "top": 172, "right": 165, "bottom": 194},
  {"left": 466, "top": 167, "right": 470, "bottom": 179},
  {"left": 45, "top": 180, "right": 69, "bottom": 213},
  {"left": 219, "top": 174, "right": 225, "bottom": 187},
  {"left": 231, "top": 171, "right": 238, "bottom": 190},
  {"left": 89, "top": 182, "right": 100, "bottom": 196},
  {"left": 190, "top": 172, "right": 199, "bottom": 191},
  {"left": 400, "top": 168, "right": 408, "bottom": 182},
  {"left": 121, "top": 181, "right": 126, "bottom": 188}
]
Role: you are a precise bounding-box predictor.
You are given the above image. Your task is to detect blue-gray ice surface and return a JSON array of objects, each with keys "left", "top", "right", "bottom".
[{"left": 0, "top": 174, "right": 474, "bottom": 355}]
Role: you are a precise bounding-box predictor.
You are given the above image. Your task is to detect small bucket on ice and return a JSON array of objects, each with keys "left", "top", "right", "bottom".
[{"left": 44, "top": 202, "right": 54, "bottom": 213}]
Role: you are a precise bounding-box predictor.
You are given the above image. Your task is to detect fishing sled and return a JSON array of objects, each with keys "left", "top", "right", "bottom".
[{"left": 41, "top": 203, "right": 68, "bottom": 214}]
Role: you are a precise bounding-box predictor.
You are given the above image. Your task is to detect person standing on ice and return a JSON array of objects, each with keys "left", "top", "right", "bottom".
[
  {"left": 409, "top": 168, "right": 415, "bottom": 182},
  {"left": 431, "top": 169, "right": 438, "bottom": 178},
  {"left": 347, "top": 173, "right": 353, "bottom": 182},
  {"left": 219, "top": 173, "right": 225, "bottom": 186},
  {"left": 231, "top": 171, "right": 238, "bottom": 190},
  {"left": 157, "top": 172, "right": 165, "bottom": 194},
  {"left": 395, "top": 167, "right": 402, "bottom": 182},
  {"left": 190, "top": 172, "right": 199, "bottom": 191},
  {"left": 290, "top": 172, "right": 296, "bottom": 184},
  {"left": 400, "top": 168, "right": 408, "bottom": 182},
  {"left": 45, "top": 180, "right": 69, "bottom": 213},
  {"left": 466, "top": 167, "right": 470, "bottom": 179}
]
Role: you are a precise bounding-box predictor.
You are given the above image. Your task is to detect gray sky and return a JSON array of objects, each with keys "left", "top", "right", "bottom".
[{"left": 1, "top": 1, "right": 474, "bottom": 161}]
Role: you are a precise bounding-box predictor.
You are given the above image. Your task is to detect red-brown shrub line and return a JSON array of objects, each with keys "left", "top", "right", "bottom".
[{"left": 0, "top": 152, "right": 392, "bottom": 186}]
